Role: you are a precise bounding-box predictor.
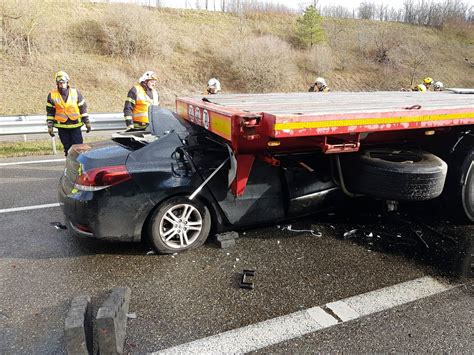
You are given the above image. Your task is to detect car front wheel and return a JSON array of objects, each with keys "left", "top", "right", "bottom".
[{"left": 149, "top": 196, "right": 211, "bottom": 254}]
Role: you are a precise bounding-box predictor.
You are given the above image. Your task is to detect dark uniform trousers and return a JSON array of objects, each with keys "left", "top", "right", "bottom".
[{"left": 58, "top": 127, "right": 83, "bottom": 156}]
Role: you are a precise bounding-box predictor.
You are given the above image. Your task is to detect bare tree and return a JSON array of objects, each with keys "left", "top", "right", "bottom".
[{"left": 358, "top": 2, "right": 375, "bottom": 19}]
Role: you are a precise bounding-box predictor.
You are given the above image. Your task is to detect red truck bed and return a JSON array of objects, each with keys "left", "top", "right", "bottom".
[{"left": 176, "top": 91, "right": 474, "bottom": 195}]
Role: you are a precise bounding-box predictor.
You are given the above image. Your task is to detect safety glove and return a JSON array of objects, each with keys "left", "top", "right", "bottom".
[
  {"left": 47, "top": 122, "right": 55, "bottom": 137},
  {"left": 125, "top": 116, "right": 134, "bottom": 130},
  {"left": 85, "top": 122, "right": 92, "bottom": 133}
]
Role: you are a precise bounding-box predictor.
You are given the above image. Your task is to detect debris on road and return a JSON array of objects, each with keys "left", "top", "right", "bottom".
[
  {"left": 215, "top": 231, "right": 239, "bottom": 249},
  {"left": 279, "top": 224, "right": 322, "bottom": 237},
  {"left": 239, "top": 269, "right": 255, "bottom": 290},
  {"left": 50, "top": 222, "right": 67, "bottom": 230},
  {"left": 146, "top": 250, "right": 155, "bottom": 255},
  {"left": 126, "top": 313, "right": 137, "bottom": 319},
  {"left": 343, "top": 229, "right": 358, "bottom": 238}
]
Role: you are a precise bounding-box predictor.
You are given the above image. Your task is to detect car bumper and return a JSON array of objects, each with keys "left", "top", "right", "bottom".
[{"left": 58, "top": 176, "right": 153, "bottom": 242}]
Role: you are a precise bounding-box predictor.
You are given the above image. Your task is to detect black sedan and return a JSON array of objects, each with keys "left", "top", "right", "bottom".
[{"left": 59, "top": 107, "right": 339, "bottom": 253}]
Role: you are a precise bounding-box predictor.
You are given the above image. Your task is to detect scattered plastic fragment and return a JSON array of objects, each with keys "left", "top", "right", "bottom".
[
  {"left": 414, "top": 230, "right": 429, "bottom": 249},
  {"left": 146, "top": 250, "right": 155, "bottom": 255},
  {"left": 235, "top": 258, "right": 240, "bottom": 262},
  {"left": 343, "top": 229, "right": 358, "bottom": 238},
  {"left": 281, "top": 224, "right": 322, "bottom": 237},
  {"left": 297, "top": 256, "right": 304, "bottom": 260},
  {"left": 50, "top": 222, "right": 67, "bottom": 230},
  {"left": 239, "top": 269, "right": 255, "bottom": 290},
  {"left": 126, "top": 313, "right": 137, "bottom": 319}
]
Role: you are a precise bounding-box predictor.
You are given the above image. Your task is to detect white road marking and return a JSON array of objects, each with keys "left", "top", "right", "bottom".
[
  {"left": 0, "top": 158, "right": 65, "bottom": 166},
  {"left": 0, "top": 203, "right": 61, "bottom": 214},
  {"left": 326, "top": 300, "right": 359, "bottom": 321},
  {"left": 153, "top": 277, "right": 452, "bottom": 354}
]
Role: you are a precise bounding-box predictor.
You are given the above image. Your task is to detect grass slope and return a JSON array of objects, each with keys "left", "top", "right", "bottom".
[{"left": 1, "top": 1, "right": 473, "bottom": 115}]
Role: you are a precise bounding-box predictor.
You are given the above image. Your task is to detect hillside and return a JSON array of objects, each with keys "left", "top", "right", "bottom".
[{"left": 1, "top": 0, "right": 473, "bottom": 115}]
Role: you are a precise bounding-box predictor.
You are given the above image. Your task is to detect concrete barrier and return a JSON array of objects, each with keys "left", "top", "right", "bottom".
[
  {"left": 96, "top": 287, "right": 131, "bottom": 354},
  {"left": 64, "top": 295, "right": 92, "bottom": 354}
]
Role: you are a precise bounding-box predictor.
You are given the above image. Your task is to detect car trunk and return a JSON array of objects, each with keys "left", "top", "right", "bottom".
[{"left": 61, "top": 140, "right": 133, "bottom": 195}]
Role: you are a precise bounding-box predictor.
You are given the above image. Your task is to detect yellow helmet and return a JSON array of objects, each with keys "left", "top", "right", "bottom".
[
  {"left": 55, "top": 71, "right": 70, "bottom": 83},
  {"left": 423, "top": 77, "right": 433, "bottom": 85}
]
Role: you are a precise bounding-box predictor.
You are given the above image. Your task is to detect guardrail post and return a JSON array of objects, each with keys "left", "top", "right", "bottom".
[{"left": 51, "top": 136, "right": 57, "bottom": 155}]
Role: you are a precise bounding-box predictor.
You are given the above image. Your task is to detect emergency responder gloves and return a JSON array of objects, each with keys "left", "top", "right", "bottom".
[
  {"left": 125, "top": 116, "right": 134, "bottom": 130},
  {"left": 85, "top": 122, "right": 92, "bottom": 133},
  {"left": 47, "top": 121, "right": 55, "bottom": 137}
]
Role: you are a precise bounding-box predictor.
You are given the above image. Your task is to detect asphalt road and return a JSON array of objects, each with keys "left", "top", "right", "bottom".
[{"left": 0, "top": 155, "right": 472, "bottom": 354}]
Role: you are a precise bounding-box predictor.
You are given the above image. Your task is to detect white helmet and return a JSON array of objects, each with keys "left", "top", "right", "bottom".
[
  {"left": 315, "top": 77, "right": 326, "bottom": 86},
  {"left": 139, "top": 71, "right": 158, "bottom": 83},
  {"left": 433, "top": 81, "right": 444, "bottom": 90},
  {"left": 207, "top": 78, "right": 221, "bottom": 93}
]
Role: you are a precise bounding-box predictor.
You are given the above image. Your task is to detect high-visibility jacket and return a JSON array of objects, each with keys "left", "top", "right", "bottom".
[
  {"left": 414, "top": 84, "right": 427, "bottom": 92},
  {"left": 131, "top": 84, "right": 159, "bottom": 124},
  {"left": 48, "top": 88, "right": 84, "bottom": 128}
]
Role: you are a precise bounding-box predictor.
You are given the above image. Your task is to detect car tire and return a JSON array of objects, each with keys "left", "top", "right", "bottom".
[
  {"left": 149, "top": 196, "right": 211, "bottom": 254},
  {"left": 340, "top": 148, "right": 448, "bottom": 201}
]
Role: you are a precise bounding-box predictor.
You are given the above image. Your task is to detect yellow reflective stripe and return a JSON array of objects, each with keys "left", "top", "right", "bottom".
[
  {"left": 46, "top": 103, "right": 54, "bottom": 108},
  {"left": 126, "top": 97, "right": 136, "bottom": 104},
  {"left": 274, "top": 112, "right": 474, "bottom": 131},
  {"left": 132, "top": 112, "right": 147, "bottom": 117},
  {"left": 54, "top": 121, "right": 83, "bottom": 129}
]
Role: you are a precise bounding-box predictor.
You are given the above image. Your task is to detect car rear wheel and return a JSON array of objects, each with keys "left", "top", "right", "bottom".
[{"left": 149, "top": 196, "right": 211, "bottom": 254}]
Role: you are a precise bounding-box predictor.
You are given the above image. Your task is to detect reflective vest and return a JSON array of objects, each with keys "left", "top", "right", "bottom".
[
  {"left": 415, "top": 84, "right": 427, "bottom": 92},
  {"left": 50, "top": 88, "right": 82, "bottom": 124},
  {"left": 132, "top": 84, "right": 159, "bottom": 123}
]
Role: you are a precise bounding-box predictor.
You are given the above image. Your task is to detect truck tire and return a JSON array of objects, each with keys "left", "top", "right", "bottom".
[
  {"left": 149, "top": 196, "right": 211, "bottom": 254},
  {"left": 445, "top": 148, "right": 473, "bottom": 223},
  {"left": 340, "top": 149, "right": 447, "bottom": 201}
]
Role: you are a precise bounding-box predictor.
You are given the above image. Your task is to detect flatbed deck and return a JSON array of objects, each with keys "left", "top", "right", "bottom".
[{"left": 177, "top": 92, "right": 473, "bottom": 144}]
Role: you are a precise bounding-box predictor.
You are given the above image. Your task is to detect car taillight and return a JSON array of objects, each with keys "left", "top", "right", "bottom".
[{"left": 74, "top": 165, "right": 131, "bottom": 191}]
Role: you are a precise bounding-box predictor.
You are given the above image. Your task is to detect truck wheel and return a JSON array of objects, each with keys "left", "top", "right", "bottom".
[
  {"left": 445, "top": 148, "right": 473, "bottom": 223},
  {"left": 149, "top": 196, "right": 211, "bottom": 254},
  {"left": 340, "top": 149, "right": 447, "bottom": 201}
]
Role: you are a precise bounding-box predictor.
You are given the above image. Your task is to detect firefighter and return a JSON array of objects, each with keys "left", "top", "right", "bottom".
[
  {"left": 413, "top": 84, "right": 427, "bottom": 92},
  {"left": 433, "top": 81, "right": 444, "bottom": 91},
  {"left": 410, "top": 77, "right": 433, "bottom": 92},
  {"left": 423, "top": 77, "right": 434, "bottom": 90},
  {"left": 309, "top": 77, "right": 330, "bottom": 92},
  {"left": 124, "top": 71, "right": 159, "bottom": 129},
  {"left": 46, "top": 71, "right": 91, "bottom": 156},
  {"left": 206, "top": 78, "right": 221, "bottom": 94}
]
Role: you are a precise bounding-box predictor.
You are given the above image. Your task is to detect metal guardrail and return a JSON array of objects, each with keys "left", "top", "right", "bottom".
[{"left": 0, "top": 113, "right": 125, "bottom": 136}]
